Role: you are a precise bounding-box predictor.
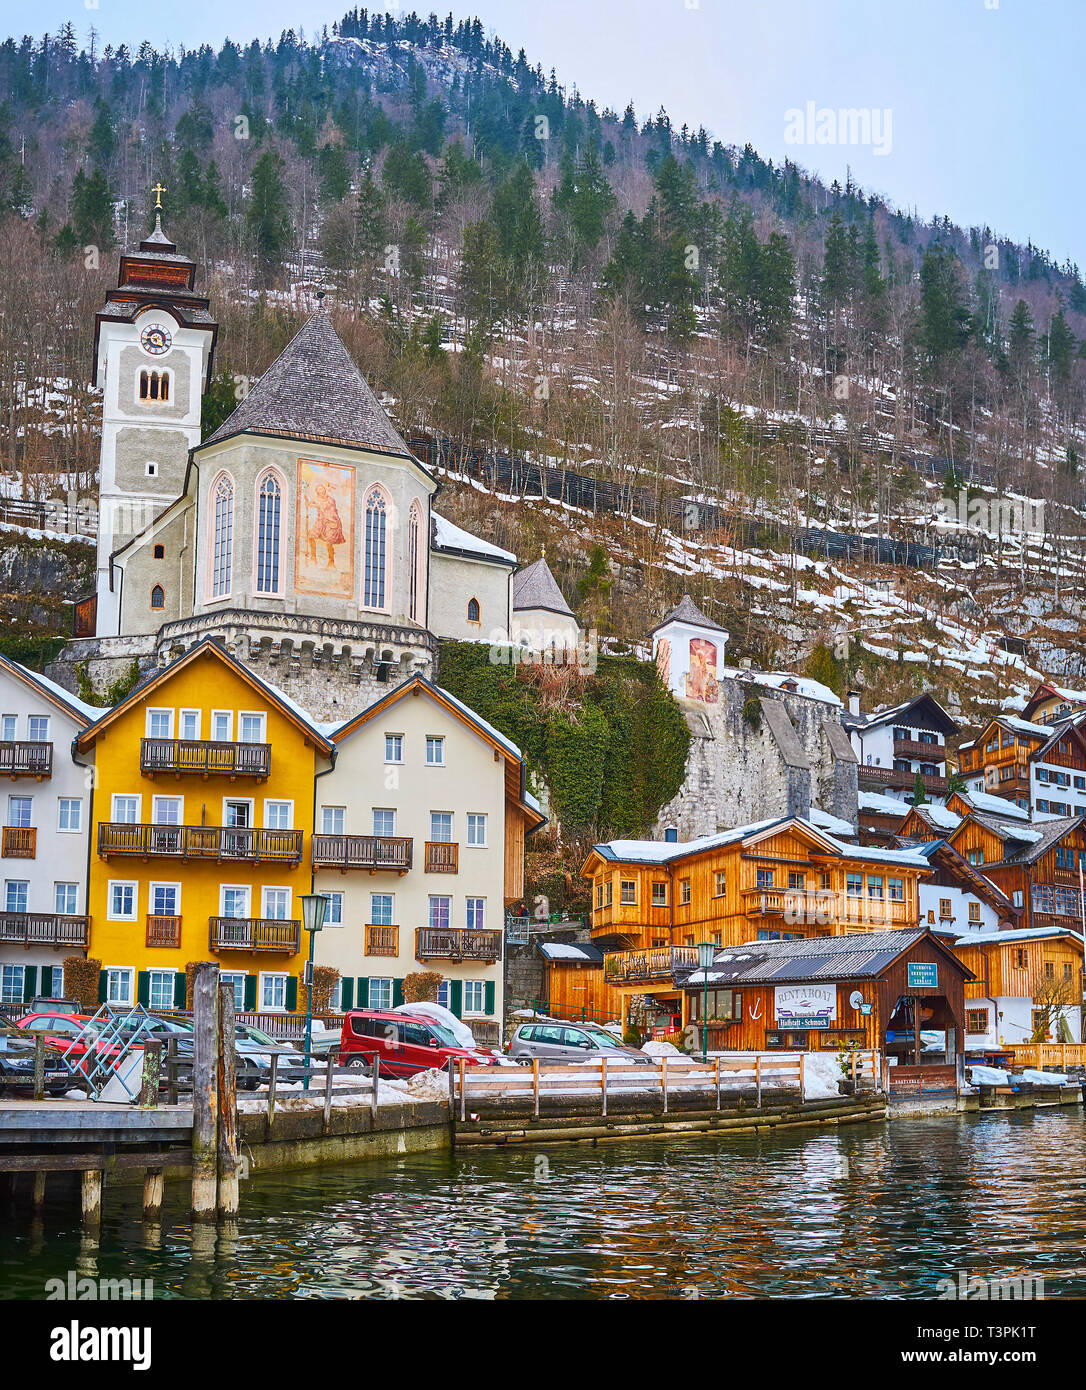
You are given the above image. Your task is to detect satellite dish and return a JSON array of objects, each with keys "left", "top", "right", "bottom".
[{"left": 849, "top": 990, "right": 865, "bottom": 1010}]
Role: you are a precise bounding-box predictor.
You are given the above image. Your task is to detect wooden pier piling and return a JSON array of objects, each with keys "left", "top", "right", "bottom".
[
  {"left": 216, "top": 979, "right": 240, "bottom": 1218},
  {"left": 142, "top": 1168, "right": 164, "bottom": 1222},
  {"left": 81, "top": 1169, "right": 102, "bottom": 1231},
  {"left": 191, "top": 961, "right": 220, "bottom": 1222}
]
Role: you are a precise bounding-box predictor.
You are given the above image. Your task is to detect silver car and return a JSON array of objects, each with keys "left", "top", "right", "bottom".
[{"left": 508, "top": 1021, "right": 650, "bottom": 1063}]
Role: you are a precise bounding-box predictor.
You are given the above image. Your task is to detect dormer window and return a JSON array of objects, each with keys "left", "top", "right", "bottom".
[{"left": 138, "top": 369, "right": 170, "bottom": 403}]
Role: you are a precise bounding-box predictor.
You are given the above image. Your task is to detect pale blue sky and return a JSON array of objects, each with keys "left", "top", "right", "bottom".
[{"left": 21, "top": 0, "right": 1086, "bottom": 267}]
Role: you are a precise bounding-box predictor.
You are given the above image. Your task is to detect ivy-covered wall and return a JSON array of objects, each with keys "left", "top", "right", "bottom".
[{"left": 437, "top": 643, "right": 691, "bottom": 837}]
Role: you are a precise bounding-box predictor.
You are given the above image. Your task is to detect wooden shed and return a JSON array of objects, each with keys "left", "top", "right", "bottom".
[{"left": 682, "top": 927, "right": 973, "bottom": 1068}]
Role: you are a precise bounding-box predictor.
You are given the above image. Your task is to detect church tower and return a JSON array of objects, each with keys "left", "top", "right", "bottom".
[{"left": 91, "top": 199, "right": 217, "bottom": 636}]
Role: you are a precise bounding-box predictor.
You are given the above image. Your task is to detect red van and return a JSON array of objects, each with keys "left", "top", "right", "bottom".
[{"left": 337, "top": 1009, "right": 495, "bottom": 1078}]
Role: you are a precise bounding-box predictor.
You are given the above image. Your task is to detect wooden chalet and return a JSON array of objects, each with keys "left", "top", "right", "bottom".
[
  {"left": 955, "top": 714, "right": 1086, "bottom": 813},
  {"left": 1021, "top": 680, "right": 1086, "bottom": 727},
  {"left": 857, "top": 790, "right": 911, "bottom": 846},
  {"left": 945, "top": 809, "right": 1086, "bottom": 934}
]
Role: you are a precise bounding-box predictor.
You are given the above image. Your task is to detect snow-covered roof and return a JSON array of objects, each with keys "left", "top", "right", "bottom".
[
  {"left": 956, "top": 789, "right": 1031, "bottom": 820},
  {"left": 753, "top": 673, "right": 841, "bottom": 706},
  {"left": 808, "top": 805, "right": 856, "bottom": 836},
  {"left": 538, "top": 942, "right": 604, "bottom": 963},
  {"left": 431, "top": 512, "right": 516, "bottom": 564},
  {"left": 591, "top": 816, "right": 930, "bottom": 868},
  {"left": 939, "top": 925, "right": 1085, "bottom": 948},
  {"left": 997, "top": 714, "right": 1054, "bottom": 738},
  {"left": 858, "top": 790, "right": 911, "bottom": 817},
  {"left": 914, "top": 803, "right": 962, "bottom": 831}
]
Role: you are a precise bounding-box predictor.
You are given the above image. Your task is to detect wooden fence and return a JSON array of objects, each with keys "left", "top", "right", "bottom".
[
  {"left": 1006, "top": 1043, "right": 1086, "bottom": 1070},
  {"left": 454, "top": 1050, "right": 881, "bottom": 1119}
]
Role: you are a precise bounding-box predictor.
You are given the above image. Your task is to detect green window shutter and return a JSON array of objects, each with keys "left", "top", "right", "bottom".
[
  {"left": 357, "top": 977, "right": 370, "bottom": 1008},
  {"left": 243, "top": 974, "right": 257, "bottom": 1011},
  {"left": 285, "top": 976, "right": 298, "bottom": 1012},
  {"left": 392, "top": 978, "right": 404, "bottom": 1008},
  {"left": 173, "top": 973, "right": 187, "bottom": 1008},
  {"left": 449, "top": 980, "right": 463, "bottom": 1019},
  {"left": 340, "top": 978, "right": 354, "bottom": 1011},
  {"left": 97, "top": 970, "right": 107, "bottom": 1004},
  {"left": 22, "top": 966, "right": 37, "bottom": 1003},
  {"left": 484, "top": 980, "right": 496, "bottom": 1016},
  {"left": 137, "top": 971, "right": 150, "bottom": 1007},
  {"left": 41, "top": 965, "right": 55, "bottom": 998}
]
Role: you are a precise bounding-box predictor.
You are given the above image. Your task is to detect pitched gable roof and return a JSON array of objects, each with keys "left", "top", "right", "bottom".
[
  {"left": 74, "top": 639, "right": 333, "bottom": 754},
  {"left": 685, "top": 927, "right": 972, "bottom": 988},
  {"left": 651, "top": 593, "right": 728, "bottom": 635},
  {"left": 0, "top": 655, "right": 98, "bottom": 728},
  {"left": 512, "top": 557, "right": 575, "bottom": 617},
  {"left": 200, "top": 311, "right": 420, "bottom": 461}
]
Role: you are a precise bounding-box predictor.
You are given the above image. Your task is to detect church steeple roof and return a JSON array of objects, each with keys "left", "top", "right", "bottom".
[
  {"left": 512, "top": 556, "right": 576, "bottom": 618},
  {"left": 201, "top": 310, "right": 419, "bottom": 461},
  {"left": 651, "top": 593, "right": 728, "bottom": 635}
]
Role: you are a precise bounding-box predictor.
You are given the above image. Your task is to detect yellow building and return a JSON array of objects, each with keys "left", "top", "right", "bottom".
[{"left": 76, "top": 639, "right": 332, "bottom": 1014}]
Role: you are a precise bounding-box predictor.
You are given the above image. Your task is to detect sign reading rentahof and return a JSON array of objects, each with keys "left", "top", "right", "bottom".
[{"left": 774, "top": 983, "right": 836, "bottom": 1029}]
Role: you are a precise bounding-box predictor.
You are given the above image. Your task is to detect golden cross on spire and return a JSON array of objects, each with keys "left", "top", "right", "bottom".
[{"left": 151, "top": 182, "right": 167, "bottom": 209}]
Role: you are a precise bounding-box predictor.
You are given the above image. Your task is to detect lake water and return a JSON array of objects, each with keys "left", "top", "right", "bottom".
[{"left": 3, "top": 1109, "right": 1084, "bottom": 1299}]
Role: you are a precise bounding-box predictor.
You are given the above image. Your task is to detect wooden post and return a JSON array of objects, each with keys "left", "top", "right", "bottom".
[
  {"left": 371, "top": 1056, "right": 380, "bottom": 1121},
  {"left": 191, "top": 962, "right": 220, "bottom": 1222},
  {"left": 851, "top": 1050, "right": 858, "bottom": 1088},
  {"left": 448, "top": 1060, "right": 456, "bottom": 1107},
  {"left": 166, "top": 1036, "right": 179, "bottom": 1105},
  {"left": 33, "top": 1033, "right": 45, "bottom": 1101},
  {"left": 532, "top": 1058, "right": 540, "bottom": 1119},
  {"left": 216, "top": 979, "right": 239, "bottom": 1219},
  {"left": 881, "top": 1052, "right": 890, "bottom": 1095},
  {"left": 140, "top": 1041, "right": 161, "bottom": 1108},
  {"left": 955, "top": 1050, "right": 965, "bottom": 1098},
  {"left": 32, "top": 1171, "right": 46, "bottom": 1212},
  {"left": 601, "top": 1057, "right": 607, "bottom": 1117},
  {"left": 266, "top": 1051, "right": 278, "bottom": 1127},
  {"left": 81, "top": 1169, "right": 102, "bottom": 1231},
  {"left": 798, "top": 1052, "right": 806, "bottom": 1099},
  {"left": 715, "top": 1057, "right": 721, "bottom": 1111},
  {"left": 458, "top": 1058, "right": 466, "bottom": 1122},
  {"left": 755, "top": 1054, "right": 762, "bottom": 1108},
  {"left": 662, "top": 1056, "right": 668, "bottom": 1114},
  {"left": 323, "top": 1054, "right": 334, "bottom": 1132},
  {"left": 143, "top": 1169, "right": 164, "bottom": 1223}
]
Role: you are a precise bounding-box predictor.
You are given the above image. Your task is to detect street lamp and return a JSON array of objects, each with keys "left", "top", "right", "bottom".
[
  {"left": 696, "top": 941, "right": 715, "bottom": 1064},
  {"left": 300, "top": 892, "right": 328, "bottom": 1092}
]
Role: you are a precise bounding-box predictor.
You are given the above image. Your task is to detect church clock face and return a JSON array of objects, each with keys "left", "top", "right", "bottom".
[{"left": 140, "top": 323, "right": 172, "bottom": 356}]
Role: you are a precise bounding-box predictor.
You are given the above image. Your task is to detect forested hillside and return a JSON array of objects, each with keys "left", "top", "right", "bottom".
[{"left": 2, "top": 10, "right": 1086, "bottom": 709}]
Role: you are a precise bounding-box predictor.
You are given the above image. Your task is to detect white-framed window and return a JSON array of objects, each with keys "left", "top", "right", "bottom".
[
  {"left": 112, "top": 794, "right": 141, "bottom": 824},
  {"left": 4, "top": 880, "right": 28, "bottom": 913},
  {"left": 321, "top": 891, "right": 343, "bottom": 925},
  {"left": 58, "top": 798, "right": 82, "bottom": 832},
  {"left": 224, "top": 798, "right": 252, "bottom": 828},
  {"left": 430, "top": 812, "right": 453, "bottom": 843},
  {"left": 426, "top": 736, "right": 445, "bottom": 766},
  {"left": 322, "top": 806, "right": 345, "bottom": 835},
  {"left": 367, "top": 978, "right": 392, "bottom": 1010},
  {"left": 466, "top": 813, "right": 487, "bottom": 847},
  {"left": 436, "top": 979, "right": 450, "bottom": 1010},
  {"left": 27, "top": 715, "right": 49, "bottom": 742},
  {"left": 239, "top": 712, "right": 265, "bottom": 743},
  {"left": 466, "top": 897, "right": 486, "bottom": 930},
  {"left": 179, "top": 709, "right": 201, "bottom": 741},
  {"left": 330, "top": 976, "right": 343, "bottom": 1011},
  {"left": 211, "top": 711, "right": 233, "bottom": 742},
  {"left": 146, "top": 708, "right": 173, "bottom": 739},
  {"left": 1, "top": 715, "right": 15, "bottom": 742},
  {"left": 463, "top": 980, "right": 485, "bottom": 1015},
  {"left": 148, "top": 970, "right": 176, "bottom": 1011},
  {"left": 106, "top": 967, "right": 134, "bottom": 1006},
  {"left": 221, "top": 972, "right": 245, "bottom": 1012},
  {"left": 372, "top": 808, "right": 396, "bottom": 836},
  {"left": 428, "top": 896, "right": 451, "bottom": 930},
  {"left": 370, "top": 893, "right": 394, "bottom": 926},
  {"left": 384, "top": 733, "right": 403, "bottom": 763},
  {"left": 108, "top": 881, "right": 137, "bottom": 920},
  {"left": 221, "top": 885, "right": 251, "bottom": 918},
  {"left": 152, "top": 795, "right": 182, "bottom": 825},
  {"left": 150, "top": 883, "right": 179, "bottom": 916},
  {"left": 0, "top": 963, "right": 24, "bottom": 1003},
  {"left": 8, "top": 796, "right": 32, "bottom": 828},
  {"left": 55, "top": 882, "right": 78, "bottom": 915},
  {"left": 262, "top": 887, "right": 291, "bottom": 920},
  {"left": 264, "top": 800, "right": 293, "bottom": 830},
  {"left": 260, "top": 972, "right": 288, "bottom": 1011}
]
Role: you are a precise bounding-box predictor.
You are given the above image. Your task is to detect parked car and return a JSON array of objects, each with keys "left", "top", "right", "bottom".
[
  {"left": 337, "top": 1009, "right": 497, "bottom": 1078},
  {"left": 116, "top": 1015, "right": 266, "bottom": 1091},
  {"left": 303, "top": 1020, "right": 343, "bottom": 1059},
  {"left": 507, "top": 1021, "right": 651, "bottom": 1064},
  {"left": 0, "top": 1017, "right": 71, "bottom": 1095}
]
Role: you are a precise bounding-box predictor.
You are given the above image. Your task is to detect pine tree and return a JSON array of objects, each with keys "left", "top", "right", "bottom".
[
  {"left": 1047, "top": 307, "right": 1075, "bottom": 388},
  {"left": 318, "top": 141, "right": 352, "bottom": 203},
  {"left": 70, "top": 166, "right": 114, "bottom": 248},
  {"left": 918, "top": 245, "right": 971, "bottom": 368},
  {"left": 1007, "top": 298, "right": 1035, "bottom": 376},
  {"left": 245, "top": 150, "right": 291, "bottom": 286}
]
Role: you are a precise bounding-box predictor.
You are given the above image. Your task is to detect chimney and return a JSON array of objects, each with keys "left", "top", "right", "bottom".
[{"left": 846, "top": 689, "right": 861, "bottom": 717}]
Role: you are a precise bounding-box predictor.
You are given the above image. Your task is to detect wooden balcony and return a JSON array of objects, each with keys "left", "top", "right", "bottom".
[
  {"left": 857, "top": 765, "right": 948, "bottom": 794},
  {"left": 0, "top": 912, "right": 89, "bottom": 946},
  {"left": 208, "top": 916, "right": 301, "bottom": 953},
  {"left": 312, "top": 834, "right": 412, "bottom": 873},
  {"left": 146, "top": 914, "right": 182, "bottom": 948},
  {"left": 424, "top": 841, "right": 458, "bottom": 873},
  {"left": 415, "top": 927, "right": 501, "bottom": 962},
  {"left": 603, "top": 945, "right": 698, "bottom": 984},
  {"left": 0, "top": 741, "right": 52, "bottom": 779},
  {"left": 893, "top": 736, "right": 944, "bottom": 760},
  {"left": 365, "top": 924, "right": 399, "bottom": 956},
  {"left": 98, "top": 823, "right": 303, "bottom": 864},
  {"left": 140, "top": 738, "right": 271, "bottom": 779},
  {"left": 2, "top": 826, "right": 35, "bottom": 858}
]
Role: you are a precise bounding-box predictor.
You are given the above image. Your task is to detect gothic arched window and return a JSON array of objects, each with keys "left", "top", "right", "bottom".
[
  {"left": 255, "top": 472, "right": 282, "bottom": 594},
  {"left": 364, "top": 488, "right": 387, "bottom": 609},
  {"left": 211, "top": 474, "right": 233, "bottom": 598},
  {"left": 150, "top": 584, "right": 165, "bottom": 610},
  {"left": 408, "top": 502, "right": 421, "bottom": 621},
  {"left": 467, "top": 597, "right": 480, "bottom": 623}
]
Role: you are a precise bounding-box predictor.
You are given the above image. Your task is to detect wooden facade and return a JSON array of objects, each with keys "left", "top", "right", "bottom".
[
  {"left": 543, "top": 958, "right": 627, "bottom": 1024},
  {"left": 951, "top": 932, "right": 1083, "bottom": 1008},
  {"left": 946, "top": 814, "right": 1086, "bottom": 934}
]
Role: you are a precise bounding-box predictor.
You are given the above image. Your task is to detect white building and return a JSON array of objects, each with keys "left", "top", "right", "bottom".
[
  {"left": 0, "top": 657, "right": 97, "bottom": 1006},
  {"left": 844, "top": 693, "right": 960, "bottom": 805},
  {"left": 312, "top": 676, "right": 545, "bottom": 1042},
  {"left": 510, "top": 556, "right": 582, "bottom": 660},
  {"left": 651, "top": 594, "right": 728, "bottom": 703}
]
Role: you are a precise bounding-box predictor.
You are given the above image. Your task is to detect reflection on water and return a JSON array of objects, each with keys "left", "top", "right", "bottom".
[{"left": 2, "top": 1110, "right": 1085, "bottom": 1299}]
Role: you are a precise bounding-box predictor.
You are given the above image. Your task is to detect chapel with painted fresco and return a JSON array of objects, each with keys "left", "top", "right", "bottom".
[{"left": 52, "top": 203, "right": 522, "bottom": 721}]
